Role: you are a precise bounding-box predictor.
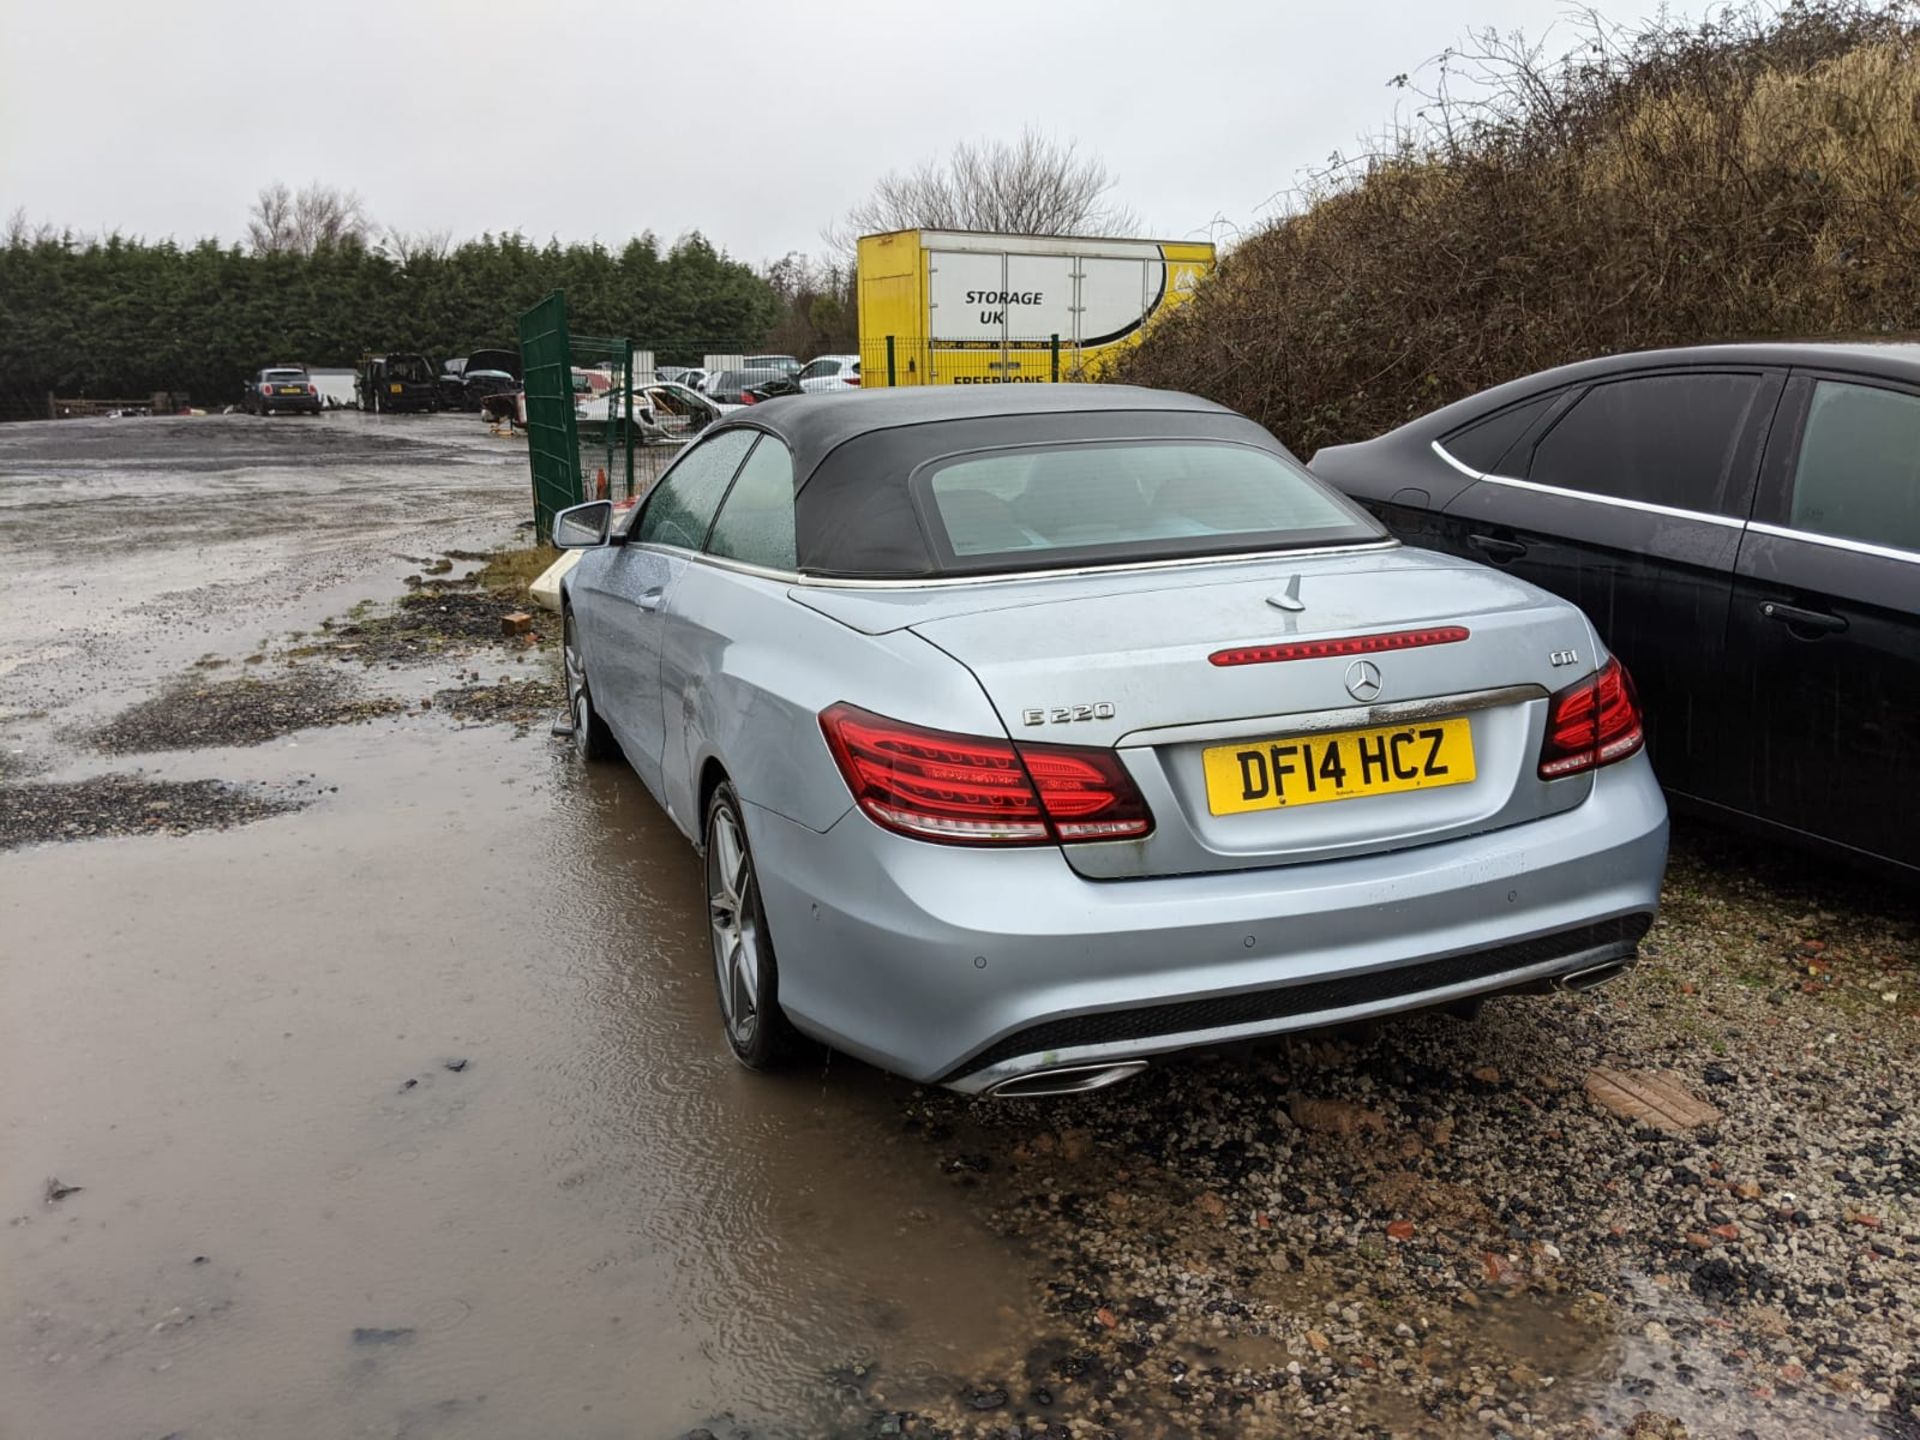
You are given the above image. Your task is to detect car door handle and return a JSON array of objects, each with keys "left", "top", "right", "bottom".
[
  {"left": 1759, "top": 601, "right": 1846, "bottom": 635},
  {"left": 637, "top": 587, "right": 664, "bottom": 613},
  {"left": 1467, "top": 533, "right": 1528, "bottom": 562}
]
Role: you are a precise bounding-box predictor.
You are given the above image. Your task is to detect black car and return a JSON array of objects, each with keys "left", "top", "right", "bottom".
[
  {"left": 357, "top": 353, "right": 441, "bottom": 414},
  {"left": 1311, "top": 341, "right": 1920, "bottom": 875},
  {"left": 455, "top": 347, "right": 520, "bottom": 410},
  {"left": 436, "top": 357, "right": 468, "bottom": 410},
  {"left": 741, "top": 373, "right": 804, "bottom": 403},
  {"left": 244, "top": 364, "right": 321, "bottom": 416},
  {"left": 704, "top": 368, "right": 783, "bottom": 405}
]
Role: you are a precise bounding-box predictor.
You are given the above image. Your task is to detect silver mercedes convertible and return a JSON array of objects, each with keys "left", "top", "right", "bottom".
[{"left": 553, "top": 386, "right": 1668, "bottom": 1097}]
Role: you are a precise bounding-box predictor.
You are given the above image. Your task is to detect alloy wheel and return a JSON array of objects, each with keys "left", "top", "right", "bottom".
[{"left": 706, "top": 805, "right": 761, "bottom": 1051}]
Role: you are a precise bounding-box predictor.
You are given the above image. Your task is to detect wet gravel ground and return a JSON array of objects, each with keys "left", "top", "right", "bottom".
[
  {"left": 0, "top": 773, "right": 306, "bottom": 850},
  {"left": 89, "top": 667, "right": 403, "bottom": 753},
  {"left": 298, "top": 588, "right": 553, "bottom": 667},
  {"left": 431, "top": 677, "right": 565, "bottom": 734},
  {"left": 869, "top": 839, "right": 1920, "bottom": 1440}
]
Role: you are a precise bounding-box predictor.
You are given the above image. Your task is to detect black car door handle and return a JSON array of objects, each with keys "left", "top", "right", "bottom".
[
  {"left": 1759, "top": 601, "right": 1846, "bottom": 635},
  {"left": 1468, "top": 534, "right": 1528, "bottom": 562}
]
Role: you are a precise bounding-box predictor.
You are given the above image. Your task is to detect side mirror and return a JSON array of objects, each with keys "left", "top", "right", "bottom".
[{"left": 553, "top": 500, "right": 615, "bottom": 549}]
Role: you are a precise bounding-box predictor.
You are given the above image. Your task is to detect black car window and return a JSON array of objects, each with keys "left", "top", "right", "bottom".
[
  {"left": 635, "top": 430, "right": 755, "bottom": 550},
  {"left": 1440, "top": 394, "right": 1555, "bottom": 474},
  {"left": 1527, "top": 373, "right": 1765, "bottom": 515},
  {"left": 1789, "top": 381, "right": 1920, "bottom": 553},
  {"left": 707, "top": 436, "right": 797, "bottom": 569}
]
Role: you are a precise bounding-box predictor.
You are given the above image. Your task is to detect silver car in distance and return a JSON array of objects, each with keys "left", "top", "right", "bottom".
[{"left": 553, "top": 387, "right": 1668, "bottom": 1098}]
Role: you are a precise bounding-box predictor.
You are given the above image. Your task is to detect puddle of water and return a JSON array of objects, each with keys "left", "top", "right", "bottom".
[
  {"left": 0, "top": 723, "right": 1032, "bottom": 1438},
  {"left": 1352, "top": 1279, "right": 1886, "bottom": 1439}
]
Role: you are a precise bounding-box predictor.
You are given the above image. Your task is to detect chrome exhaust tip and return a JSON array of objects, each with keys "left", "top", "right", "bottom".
[
  {"left": 1557, "top": 957, "right": 1635, "bottom": 992},
  {"left": 987, "top": 1060, "right": 1149, "bottom": 1099}
]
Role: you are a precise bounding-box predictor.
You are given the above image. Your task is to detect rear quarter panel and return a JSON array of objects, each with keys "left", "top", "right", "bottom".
[{"left": 658, "top": 563, "right": 1007, "bottom": 840}]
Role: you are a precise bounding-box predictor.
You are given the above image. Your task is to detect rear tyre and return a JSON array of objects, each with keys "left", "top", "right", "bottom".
[
  {"left": 705, "top": 782, "right": 796, "bottom": 1070},
  {"left": 562, "top": 608, "right": 618, "bottom": 763}
]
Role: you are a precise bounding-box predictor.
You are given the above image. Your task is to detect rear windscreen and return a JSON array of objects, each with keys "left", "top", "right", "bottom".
[{"left": 919, "top": 441, "right": 1379, "bottom": 570}]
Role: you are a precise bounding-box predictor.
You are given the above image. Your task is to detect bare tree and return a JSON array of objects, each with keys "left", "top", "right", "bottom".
[
  {"left": 247, "top": 181, "right": 374, "bottom": 255},
  {"left": 830, "top": 129, "right": 1140, "bottom": 251},
  {"left": 381, "top": 227, "right": 453, "bottom": 266}
]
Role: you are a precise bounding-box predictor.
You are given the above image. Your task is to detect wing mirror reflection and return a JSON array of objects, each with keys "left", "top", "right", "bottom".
[{"left": 553, "top": 500, "right": 614, "bottom": 549}]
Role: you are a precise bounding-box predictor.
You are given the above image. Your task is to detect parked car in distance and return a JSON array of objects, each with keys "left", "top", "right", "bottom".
[
  {"left": 644, "top": 381, "right": 724, "bottom": 436},
  {"left": 742, "top": 374, "right": 805, "bottom": 404},
  {"left": 244, "top": 364, "right": 321, "bottom": 416},
  {"left": 743, "top": 354, "right": 801, "bottom": 377},
  {"left": 798, "top": 354, "right": 862, "bottom": 393},
  {"left": 456, "top": 347, "right": 521, "bottom": 411},
  {"left": 1310, "top": 341, "right": 1920, "bottom": 876},
  {"left": 552, "top": 385, "right": 1668, "bottom": 1096},
  {"left": 704, "top": 368, "right": 783, "bottom": 405},
  {"left": 358, "top": 353, "right": 441, "bottom": 414},
  {"left": 657, "top": 365, "right": 707, "bottom": 391},
  {"left": 436, "top": 357, "right": 468, "bottom": 410},
  {"left": 575, "top": 381, "right": 726, "bottom": 445}
]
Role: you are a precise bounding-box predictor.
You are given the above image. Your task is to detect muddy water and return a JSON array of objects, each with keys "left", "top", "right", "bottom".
[
  {"left": 0, "top": 724, "right": 1030, "bottom": 1438},
  {"left": 0, "top": 413, "right": 529, "bottom": 737}
]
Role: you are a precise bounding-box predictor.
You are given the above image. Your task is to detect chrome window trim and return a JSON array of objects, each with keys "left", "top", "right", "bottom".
[
  {"left": 1748, "top": 522, "right": 1920, "bottom": 566},
  {"left": 1430, "top": 440, "right": 1485, "bottom": 480},
  {"left": 689, "top": 551, "right": 802, "bottom": 583},
  {"left": 1429, "top": 441, "right": 1744, "bottom": 530},
  {"left": 790, "top": 538, "right": 1402, "bottom": 590}
]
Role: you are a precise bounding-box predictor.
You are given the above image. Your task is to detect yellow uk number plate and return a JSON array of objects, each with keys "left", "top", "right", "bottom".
[
  {"left": 389, "top": 383, "right": 405, "bottom": 393},
  {"left": 1203, "top": 716, "right": 1476, "bottom": 816}
]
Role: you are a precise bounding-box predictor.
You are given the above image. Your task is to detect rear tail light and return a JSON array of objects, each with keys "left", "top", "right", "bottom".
[
  {"left": 260, "top": 383, "right": 272, "bottom": 396},
  {"left": 739, "top": 392, "right": 756, "bottom": 405},
  {"left": 1538, "top": 656, "right": 1645, "bottom": 779},
  {"left": 819, "top": 703, "right": 1153, "bottom": 846},
  {"left": 844, "top": 375, "right": 861, "bottom": 386},
  {"left": 308, "top": 384, "right": 318, "bottom": 396}
]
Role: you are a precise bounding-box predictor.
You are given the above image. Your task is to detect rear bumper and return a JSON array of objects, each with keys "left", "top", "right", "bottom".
[
  {"left": 261, "top": 396, "right": 321, "bottom": 412},
  {"left": 747, "top": 752, "right": 1668, "bottom": 1091}
]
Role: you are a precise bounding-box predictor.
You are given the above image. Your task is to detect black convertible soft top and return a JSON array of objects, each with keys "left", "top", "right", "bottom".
[
  {"left": 702, "top": 386, "right": 1368, "bottom": 578},
  {"left": 708, "top": 384, "right": 1233, "bottom": 481}
]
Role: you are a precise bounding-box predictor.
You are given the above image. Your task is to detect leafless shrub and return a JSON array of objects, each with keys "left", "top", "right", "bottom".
[
  {"left": 4, "top": 208, "right": 62, "bottom": 248},
  {"left": 830, "top": 129, "right": 1139, "bottom": 252},
  {"left": 1116, "top": 1, "right": 1920, "bottom": 456},
  {"left": 381, "top": 227, "right": 453, "bottom": 267},
  {"left": 246, "top": 181, "right": 375, "bottom": 256}
]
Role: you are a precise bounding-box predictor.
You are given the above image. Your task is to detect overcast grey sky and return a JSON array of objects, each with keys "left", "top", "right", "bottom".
[{"left": 3, "top": 0, "right": 1694, "bottom": 261}]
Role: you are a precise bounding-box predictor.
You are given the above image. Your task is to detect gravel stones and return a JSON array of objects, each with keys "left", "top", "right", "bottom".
[
  {"left": 90, "top": 669, "right": 400, "bottom": 753},
  {"left": 0, "top": 774, "right": 304, "bottom": 850},
  {"left": 897, "top": 829, "right": 1918, "bottom": 1440},
  {"left": 430, "top": 677, "right": 562, "bottom": 734}
]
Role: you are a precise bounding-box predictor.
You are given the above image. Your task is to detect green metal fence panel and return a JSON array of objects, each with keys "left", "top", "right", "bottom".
[
  {"left": 518, "top": 291, "right": 582, "bottom": 542},
  {"left": 570, "top": 333, "right": 636, "bottom": 504}
]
